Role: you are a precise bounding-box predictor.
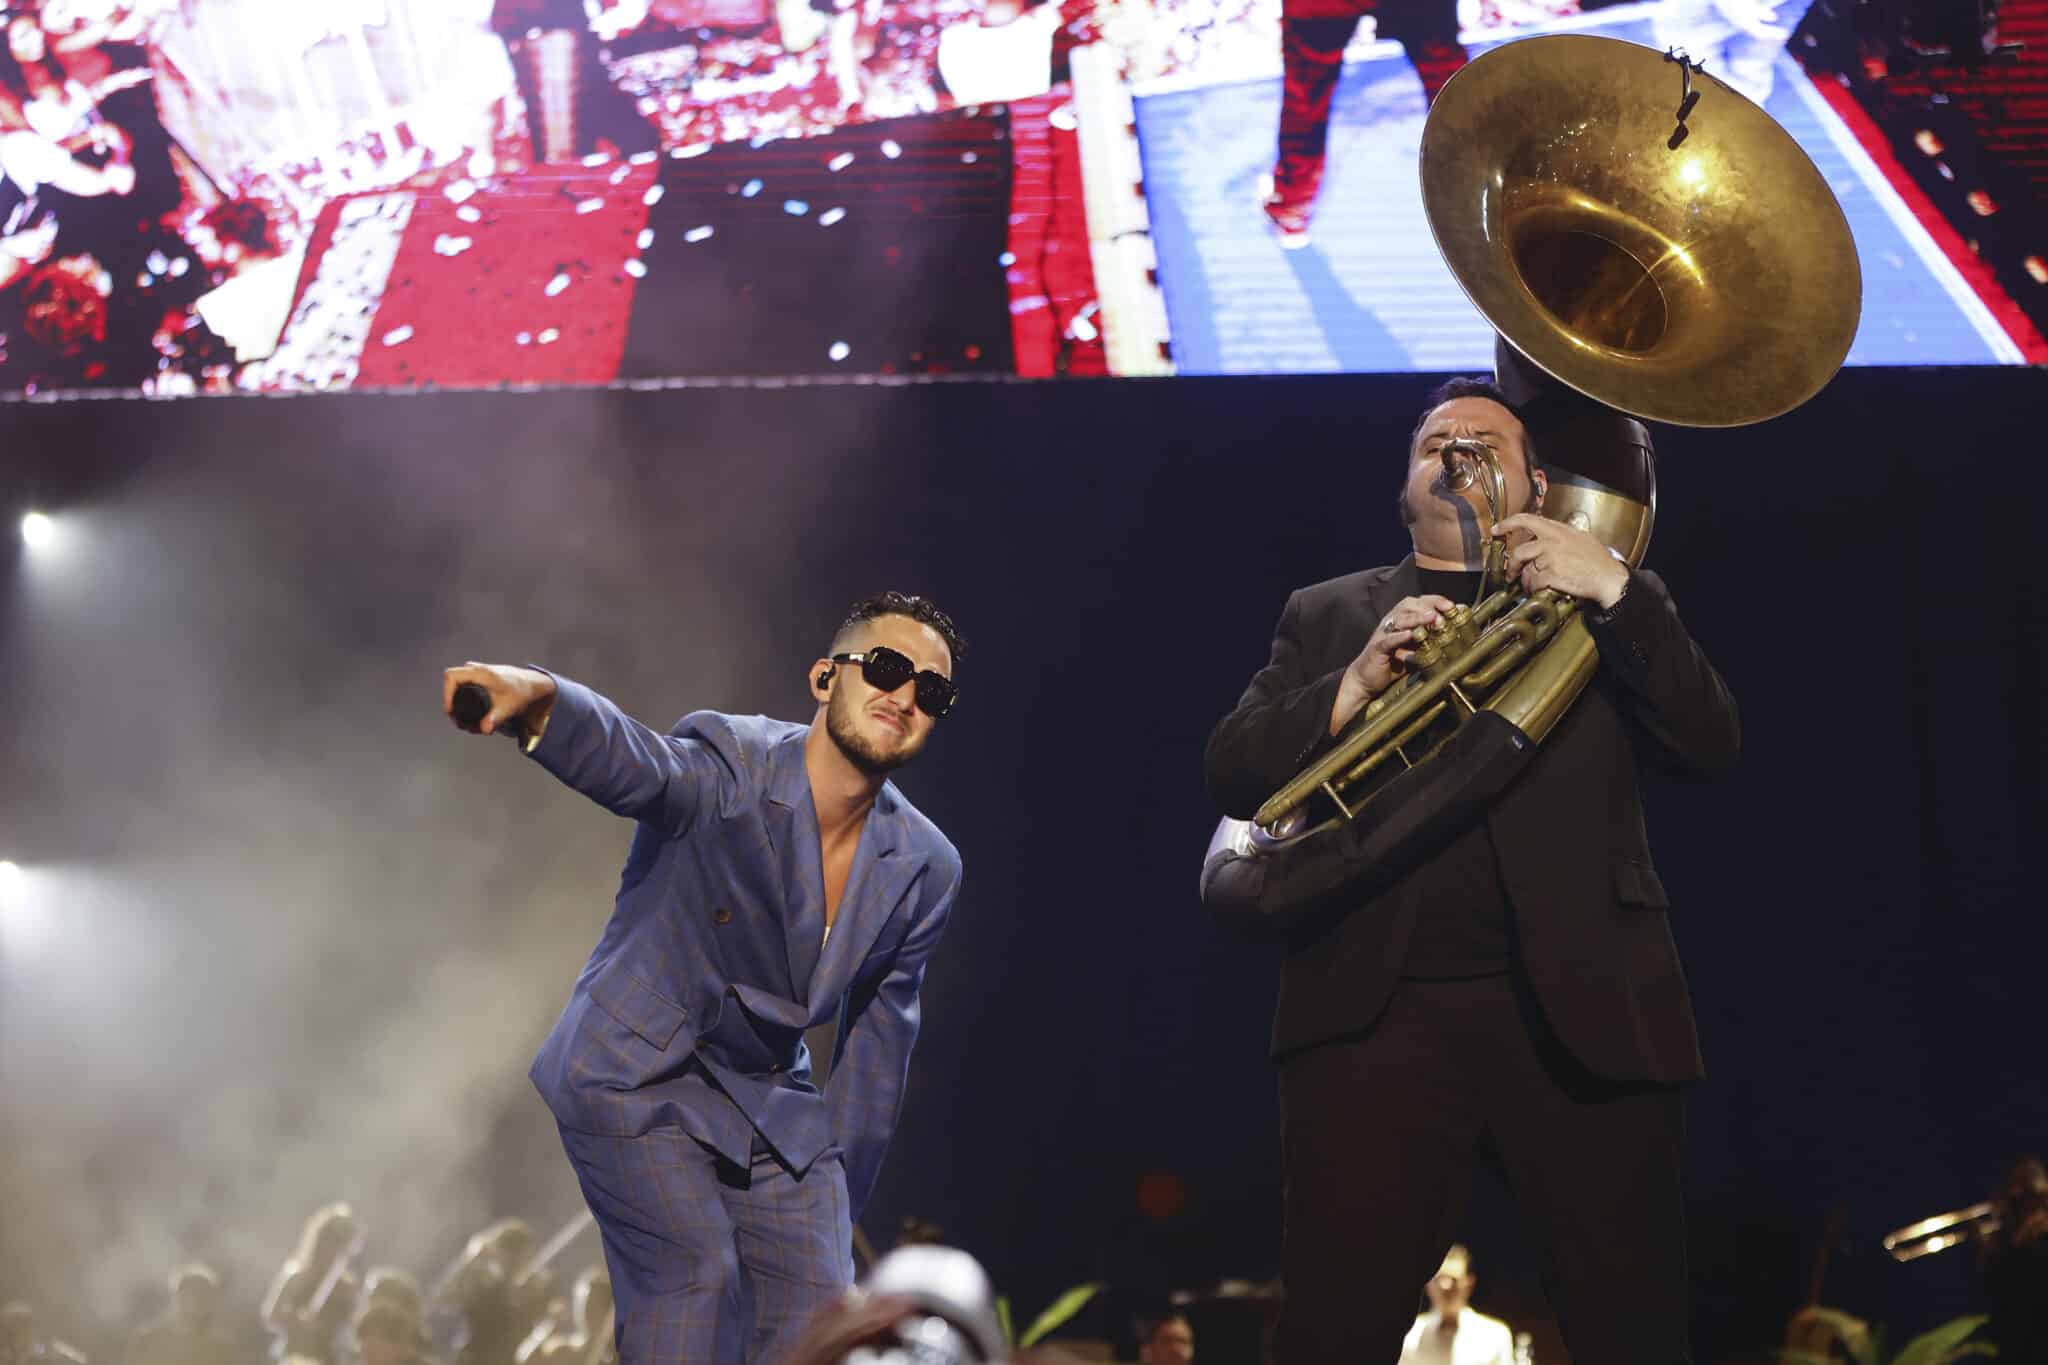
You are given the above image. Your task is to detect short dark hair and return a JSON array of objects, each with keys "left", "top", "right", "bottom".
[
  {"left": 833, "top": 592, "right": 967, "bottom": 665},
  {"left": 1409, "top": 376, "right": 1540, "bottom": 472},
  {"left": 1136, "top": 1310, "right": 1191, "bottom": 1340}
]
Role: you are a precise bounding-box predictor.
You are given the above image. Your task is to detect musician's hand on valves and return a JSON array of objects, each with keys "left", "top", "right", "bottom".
[
  {"left": 1492, "top": 514, "right": 1629, "bottom": 609},
  {"left": 442, "top": 662, "right": 557, "bottom": 738},
  {"left": 1330, "top": 594, "right": 1456, "bottom": 735}
]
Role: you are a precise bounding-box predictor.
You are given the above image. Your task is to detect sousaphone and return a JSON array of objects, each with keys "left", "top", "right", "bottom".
[{"left": 1208, "top": 35, "right": 1861, "bottom": 915}]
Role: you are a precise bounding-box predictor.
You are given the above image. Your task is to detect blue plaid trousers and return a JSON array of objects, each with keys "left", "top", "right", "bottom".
[{"left": 557, "top": 1122, "right": 854, "bottom": 1364}]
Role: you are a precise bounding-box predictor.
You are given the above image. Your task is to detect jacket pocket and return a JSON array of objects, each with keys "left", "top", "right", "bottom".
[
  {"left": 1614, "top": 859, "right": 1671, "bottom": 909},
  {"left": 588, "top": 967, "right": 691, "bottom": 1050}
]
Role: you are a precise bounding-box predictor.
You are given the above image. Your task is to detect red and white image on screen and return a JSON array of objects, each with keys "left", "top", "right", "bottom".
[
  {"left": 2, "top": 0, "right": 2040, "bottom": 395},
  {"left": 0, "top": 0, "right": 1144, "bottom": 394}
]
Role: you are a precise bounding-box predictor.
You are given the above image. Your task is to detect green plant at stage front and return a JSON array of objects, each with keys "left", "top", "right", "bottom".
[
  {"left": 1778, "top": 1308, "right": 1996, "bottom": 1365},
  {"left": 994, "top": 1282, "right": 1105, "bottom": 1350}
]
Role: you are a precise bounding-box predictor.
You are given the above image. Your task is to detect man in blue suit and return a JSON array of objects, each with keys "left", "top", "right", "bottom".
[{"left": 442, "top": 592, "right": 966, "bottom": 1364}]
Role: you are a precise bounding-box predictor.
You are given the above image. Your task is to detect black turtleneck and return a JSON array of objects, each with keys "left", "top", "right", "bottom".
[{"left": 1396, "top": 566, "right": 1513, "bottom": 980}]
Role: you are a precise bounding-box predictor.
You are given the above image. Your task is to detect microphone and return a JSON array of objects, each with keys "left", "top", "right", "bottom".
[{"left": 452, "top": 682, "right": 524, "bottom": 742}]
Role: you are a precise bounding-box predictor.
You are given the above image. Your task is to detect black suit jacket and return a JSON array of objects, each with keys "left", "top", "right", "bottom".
[{"left": 1204, "top": 556, "right": 1740, "bottom": 1084}]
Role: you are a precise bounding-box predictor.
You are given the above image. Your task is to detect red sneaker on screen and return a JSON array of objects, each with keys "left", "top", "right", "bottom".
[{"left": 1257, "top": 171, "right": 1313, "bottom": 250}]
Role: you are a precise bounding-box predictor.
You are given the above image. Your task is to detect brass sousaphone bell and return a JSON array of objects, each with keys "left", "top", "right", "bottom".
[{"left": 1245, "top": 35, "right": 1861, "bottom": 855}]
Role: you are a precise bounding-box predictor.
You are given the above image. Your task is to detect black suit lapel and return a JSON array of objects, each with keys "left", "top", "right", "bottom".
[{"left": 1362, "top": 556, "right": 1419, "bottom": 632}]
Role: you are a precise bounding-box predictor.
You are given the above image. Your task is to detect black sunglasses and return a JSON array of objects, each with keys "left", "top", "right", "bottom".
[{"left": 831, "top": 646, "right": 958, "bottom": 719}]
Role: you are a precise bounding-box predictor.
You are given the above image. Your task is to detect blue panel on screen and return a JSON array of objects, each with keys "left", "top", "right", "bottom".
[{"left": 1135, "top": 19, "right": 2018, "bottom": 376}]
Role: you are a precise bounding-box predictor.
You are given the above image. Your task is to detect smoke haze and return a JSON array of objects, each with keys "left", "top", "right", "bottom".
[{"left": 0, "top": 392, "right": 864, "bottom": 1338}]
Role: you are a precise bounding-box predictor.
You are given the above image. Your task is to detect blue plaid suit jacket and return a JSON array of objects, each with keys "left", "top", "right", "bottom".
[{"left": 524, "top": 677, "right": 961, "bottom": 1218}]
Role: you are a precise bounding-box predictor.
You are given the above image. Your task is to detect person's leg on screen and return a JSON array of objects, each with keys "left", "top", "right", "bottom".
[
  {"left": 1378, "top": 0, "right": 1467, "bottom": 102},
  {"left": 1267, "top": 8, "right": 1364, "bottom": 242}
]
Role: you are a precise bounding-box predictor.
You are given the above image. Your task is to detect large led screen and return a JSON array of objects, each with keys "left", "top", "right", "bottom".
[{"left": 0, "top": 0, "right": 2037, "bottom": 396}]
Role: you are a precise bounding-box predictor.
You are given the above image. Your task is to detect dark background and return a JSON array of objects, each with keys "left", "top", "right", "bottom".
[{"left": 2, "top": 364, "right": 2042, "bottom": 1361}]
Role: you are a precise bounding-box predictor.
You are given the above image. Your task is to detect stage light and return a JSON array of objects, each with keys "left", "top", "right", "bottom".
[
  {"left": 20, "top": 512, "right": 53, "bottom": 548},
  {"left": 0, "top": 860, "right": 55, "bottom": 960}
]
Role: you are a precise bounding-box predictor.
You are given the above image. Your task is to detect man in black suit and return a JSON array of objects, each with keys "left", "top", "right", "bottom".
[{"left": 1203, "top": 375, "right": 1738, "bottom": 1364}]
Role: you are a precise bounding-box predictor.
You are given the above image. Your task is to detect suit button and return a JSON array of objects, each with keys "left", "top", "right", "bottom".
[{"left": 713, "top": 907, "right": 734, "bottom": 925}]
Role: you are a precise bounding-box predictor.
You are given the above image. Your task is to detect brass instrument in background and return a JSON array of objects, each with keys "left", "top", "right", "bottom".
[
  {"left": 1252, "top": 34, "right": 1862, "bottom": 845},
  {"left": 1883, "top": 1201, "right": 2003, "bottom": 1262}
]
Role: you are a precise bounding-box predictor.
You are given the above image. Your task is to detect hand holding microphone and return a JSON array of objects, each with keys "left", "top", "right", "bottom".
[{"left": 442, "top": 663, "right": 557, "bottom": 744}]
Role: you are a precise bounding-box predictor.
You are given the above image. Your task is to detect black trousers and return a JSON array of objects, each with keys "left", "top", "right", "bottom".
[{"left": 1276, "top": 973, "right": 1691, "bottom": 1364}]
